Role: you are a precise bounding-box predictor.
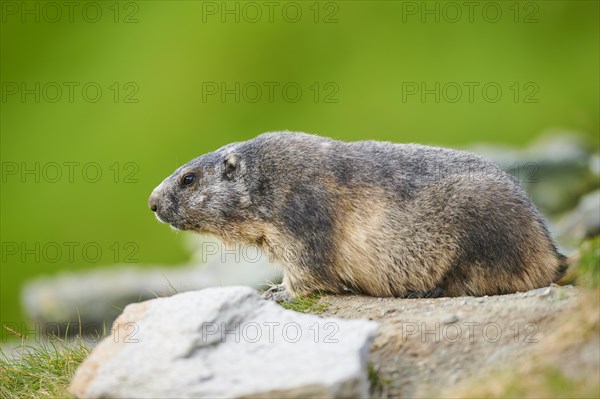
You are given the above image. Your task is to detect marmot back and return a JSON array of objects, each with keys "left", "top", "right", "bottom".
[{"left": 149, "top": 132, "right": 565, "bottom": 298}]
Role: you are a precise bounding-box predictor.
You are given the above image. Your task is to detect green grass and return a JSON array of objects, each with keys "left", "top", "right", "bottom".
[
  {"left": 576, "top": 236, "right": 600, "bottom": 288},
  {"left": 0, "top": 338, "right": 89, "bottom": 399},
  {"left": 279, "top": 293, "right": 328, "bottom": 314},
  {"left": 446, "top": 363, "right": 599, "bottom": 399},
  {"left": 505, "top": 365, "right": 598, "bottom": 398},
  {"left": 558, "top": 236, "right": 600, "bottom": 288},
  {"left": 368, "top": 362, "right": 392, "bottom": 398}
]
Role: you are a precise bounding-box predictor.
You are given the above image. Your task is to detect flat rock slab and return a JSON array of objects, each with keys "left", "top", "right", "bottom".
[
  {"left": 319, "top": 285, "right": 584, "bottom": 398},
  {"left": 22, "top": 244, "right": 281, "bottom": 333},
  {"left": 69, "top": 286, "right": 376, "bottom": 399}
]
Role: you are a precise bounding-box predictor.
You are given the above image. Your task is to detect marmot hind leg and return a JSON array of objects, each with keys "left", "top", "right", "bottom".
[{"left": 403, "top": 287, "right": 447, "bottom": 298}]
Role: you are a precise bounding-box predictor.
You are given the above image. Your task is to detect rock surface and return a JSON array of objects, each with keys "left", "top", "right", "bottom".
[
  {"left": 318, "top": 285, "right": 588, "bottom": 398},
  {"left": 69, "top": 286, "right": 376, "bottom": 399}
]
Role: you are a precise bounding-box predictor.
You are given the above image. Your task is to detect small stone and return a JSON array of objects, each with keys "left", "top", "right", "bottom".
[{"left": 443, "top": 314, "right": 459, "bottom": 324}]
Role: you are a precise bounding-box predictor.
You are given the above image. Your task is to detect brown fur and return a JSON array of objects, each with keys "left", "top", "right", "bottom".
[{"left": 149, "top": 132, "right": 564, "bottom": 298}]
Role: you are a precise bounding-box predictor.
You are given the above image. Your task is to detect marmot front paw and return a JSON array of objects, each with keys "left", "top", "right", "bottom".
[{"left": 260, "top": 284, "right": 292, "bottom": 303}]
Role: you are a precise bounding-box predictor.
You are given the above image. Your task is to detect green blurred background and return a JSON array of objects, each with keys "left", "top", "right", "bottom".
[{"left": 1, "top": 1, "right": 599, "bottom": 327}]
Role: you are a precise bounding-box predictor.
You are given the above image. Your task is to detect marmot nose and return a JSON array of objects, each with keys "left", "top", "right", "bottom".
[{"left": 148, "top": 192, "right": 159, "bottom": 212}]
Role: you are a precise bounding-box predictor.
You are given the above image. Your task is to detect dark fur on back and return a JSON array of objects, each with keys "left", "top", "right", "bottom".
[{"left": 149, "top": 132, "right": 564, "bottom": 297}]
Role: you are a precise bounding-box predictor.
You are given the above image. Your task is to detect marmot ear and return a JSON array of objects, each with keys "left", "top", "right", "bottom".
[{"left": 223, "top": 153, "right": 241, "bottom": 180}]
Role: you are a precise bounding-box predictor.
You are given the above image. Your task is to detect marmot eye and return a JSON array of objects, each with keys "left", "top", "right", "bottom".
[{"left": 182, "top": 174, "right": 196, "bottom": 186}]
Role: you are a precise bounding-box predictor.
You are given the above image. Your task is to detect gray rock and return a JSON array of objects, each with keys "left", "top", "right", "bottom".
[
  {"left": 469, "top": 132, "right": 598, "bottom": 215},
  {"left": 69, "top": 286, "right": 377, "bottom": 399},
  {"left": 22, "top": 238, "right": 282, "bottom": 336},
  {"left": 469, "top": 132, "right": 591, "bottom": 169},
  {"left": 555, "top": 189, "right": 600, "bottom": 247}
]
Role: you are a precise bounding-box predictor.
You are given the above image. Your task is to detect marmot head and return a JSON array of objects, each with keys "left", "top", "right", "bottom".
[{"left": 148, "top": 145, "right": 252, "bottom": 233}]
